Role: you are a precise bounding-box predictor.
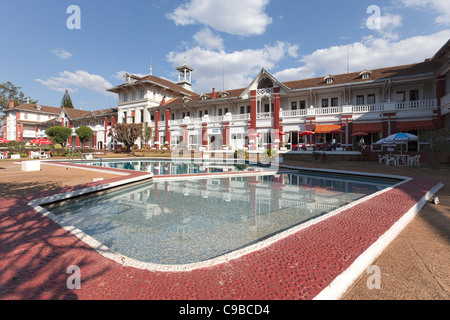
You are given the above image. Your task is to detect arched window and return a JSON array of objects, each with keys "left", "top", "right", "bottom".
[{"left": 258, "top": 77, "right": 274, "bottom": 89}]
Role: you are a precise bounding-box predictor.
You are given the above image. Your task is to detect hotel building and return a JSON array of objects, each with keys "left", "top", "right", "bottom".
[{"left": 108, "top": 39, "right": 450, "bottom": 153}]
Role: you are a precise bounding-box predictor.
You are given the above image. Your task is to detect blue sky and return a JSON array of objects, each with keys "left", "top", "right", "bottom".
[{"left": 1, "top": 0, "right": 449, "bottom": 111}]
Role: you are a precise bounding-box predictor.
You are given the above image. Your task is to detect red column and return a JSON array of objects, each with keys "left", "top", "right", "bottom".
[
  {"left": 273, "top": 87, "right": 281, "bottom": 131},
  {"left": 222, "top": 122, "right": 229, "bottom": 146},
  {"left": 35, "top": 125, "right": 39, "bottom": 138},
  {"left": 202, "top": 123, "right": 208, "bottom": 147},
  {"left": 250, "top": 90, "right": 257, "bottom": 130},
  {"left": 103, "top": 117, "right": 109, "bottom": 148},
  {"left": 3, "top": 116, "right": 7, "bottom": 138},
  {"left": 16, "top": 112, "right": 20, "bottom": 141},
  {"left": 61, "top": 118, "right": 65, "bottom": 127},
  {"left": 20, "top": 123, "right": 23, "bottom": 142},
  {"left": 154, "top": 110, "right": 160, "bottom": 150},
  {"left": 76, "top": 136, "right": 80, "bottom": 148},
  {"left": 165, "top": 108, "right": 171, "bottom": 148}
]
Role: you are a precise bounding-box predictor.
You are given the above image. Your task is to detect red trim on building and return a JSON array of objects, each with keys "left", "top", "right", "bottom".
[{"left": 154, "top": 110, "right": 160, "bottom": 150}]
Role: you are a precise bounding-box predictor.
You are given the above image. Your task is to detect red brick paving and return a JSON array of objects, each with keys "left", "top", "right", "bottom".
[{"left": 0, "top": 164, "right": 440, "bottom": 300}]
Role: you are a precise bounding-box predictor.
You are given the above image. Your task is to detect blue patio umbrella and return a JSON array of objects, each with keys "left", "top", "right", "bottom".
[{"left": 375, "top": 133, "right": 418, "bottom": 154}]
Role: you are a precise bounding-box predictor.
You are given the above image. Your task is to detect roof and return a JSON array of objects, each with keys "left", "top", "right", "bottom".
[
  {"left": 108, "top": 74, "right": 196, "bottom": 96},
  {"left": 5, "top": 104, "right": 62, "bottom": 115},
  {"left": 283, "top": 60, "right": 440, "bottom": 91}
]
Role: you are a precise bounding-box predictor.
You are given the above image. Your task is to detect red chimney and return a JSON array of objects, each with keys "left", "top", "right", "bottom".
[
  {"left": 9, "top": 101, "right": 14, "bottom": 109},
  {"left": 212, "top": 88, "right": 216, "bottom": 99},
  {"left": 161, "top": 97, "right": 166, "bottom": 106}
]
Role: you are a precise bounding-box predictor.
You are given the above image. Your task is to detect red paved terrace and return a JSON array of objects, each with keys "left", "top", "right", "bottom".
[{"left": 0, "top": 164, "right": 442, "bottom": 300}]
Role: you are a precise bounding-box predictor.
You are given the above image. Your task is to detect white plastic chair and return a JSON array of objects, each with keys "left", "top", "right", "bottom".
[
  {"left": 385, "top": 155, "right": 396, "bottom": 166},
  {"left": 378, "top": 154, "right": 387, "bottom": 164},
  {"left": 409, "top": 155, "right": 421, "bottom": 167}
]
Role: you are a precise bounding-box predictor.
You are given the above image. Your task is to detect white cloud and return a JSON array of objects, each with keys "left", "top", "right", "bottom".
[
  {"left": 35, "top": 70, "right": 113, "bottom": 95},
  {"left": 167, "top": 41, "right": 298, "bottom": 93},
  {"left": 51, "top": 49, "right": 72, "bottom": 60},
  {"left": 398, "top": 0, "right": 450, "bottom": 26},
  {"left": 378, "top": 13, "right": 403, "bottom": 40},
  {"left": 166, "top": 0, "right": 273, "bottom": 36},
  {"left": 193, "top": 28, "right": 224, "bottom": 50},
  {"left": 273, "top": 30, "right": 450, "bottom": 82}
]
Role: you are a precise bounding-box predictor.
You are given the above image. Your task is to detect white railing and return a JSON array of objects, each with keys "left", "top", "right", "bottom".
[
  {"left": 307, "top": 106, "right": 342, "bottom": 116},
  {"left": 232, "top": 113, "right": 251, "bottom": 121},
  {"left": 352, "top": 104, "right": 385, "bottom": 113},
  {"left": 257, "top": 112, "right": 273, "bottom": 119},
  {"left": 168, "top": 120, "right": 181, "bottom": 126},
  {"left": 396, "top": 99, "right": 436, "bottom": 110},
  {"left": 441, "top": 94, "right": 450, "bottom": 107},
  {"left": 281, "top": 110, "right": 307, "bottom": 117}
]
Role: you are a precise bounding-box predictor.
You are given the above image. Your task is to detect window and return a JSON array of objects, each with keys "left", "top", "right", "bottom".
[
  {"left": 123, "top": 112, "right": 127, "bottom": 123},
  {"left": 140, "top": 110, "right": 144, "bottom": 123},
  {"left": 300, "top": 101, "right": 306, "bottom": 109},
  {"left": 356, "top": 95, "right": 365, "bottom": 105},
  {"left": 122, "top": 93, "right": 128, "bottom": 102},
  {"left": 224, "top": 108, "right": 229, "bottom": 114},
  {"left": 409, "top": 90, "right": 419, "bottom": 101},
  {"left": 240, "top": 106, "right": 245, "bottom": 114},
  {"left": 247, "top": 106, "right": 251, "bottom": 114},
  {"left": 396, "top": 91, "right": 405, "bottom": 102},
  {"left": 368, "top": 94, "right": 376, "bottom": 105},
  {"left": 131, "top": 91, "right": 136, "bottom": 101},
  {"left": 199, "top": 110, "right": 203, "bottom": 117},
  {"left": 291, "top": 102, "right": 298, "bottom": 110},
  {"left": 322, "top": 99, "right": 329, "bottom": 108},
  {"left": 264, "top": 104, "right": 270, "bottom": 113},
  {"left": 139, "top": 90, "right": 145, "bottom": 99},
  {"left": 218, "top": 109, "right": 223, "bottom": 116},
  {"left": 331, "top": 98, "right": 339, "bottom": 107}
]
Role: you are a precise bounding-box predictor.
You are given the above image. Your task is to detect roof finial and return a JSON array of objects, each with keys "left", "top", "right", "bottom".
[{"left": 149, "top": 63, "right": 153, "bottom": 76}]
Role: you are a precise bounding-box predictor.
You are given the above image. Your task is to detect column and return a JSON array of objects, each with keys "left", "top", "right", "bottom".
[
  {"left": 165, "top": 108, "right": 171, "bottom": 148},
  {"left": 250, "top": 90, "right": 257, "bottom": 130},
  {"left": 222, "top": 122, "right": 230, "bottom": 147},
  {"left": 104, "top": 116, "right": 109, "bottom": 149},
  {"left": 202, "top": 123, "right": 208, "bottom": 148},
  {"left": 3, "top": 116, "right": 7, "bottom": 138},
  {"left": 435, "top": 75, "right": 446, "bottom": 129},
  {"left": 154, "top": 110, "right": 160, "bottom": 150},
  {"left": 20, "top": 123, "right": 23, "bottom": 142},
  {"left": 273, "top": 87, "right": 281, "bottom": 131}
]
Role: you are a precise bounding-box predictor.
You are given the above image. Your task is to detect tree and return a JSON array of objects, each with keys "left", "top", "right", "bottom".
[
  {"left": 109, "top": 123, "right": 142, "bottom": 153},
  {"left": 45, "top": 126, "right": 73, "bottom": 148},
  {"left": 0, "top": 81, "right": 37, "bottom": 112},
  {"left": 140, "top": 123, "right": 153, "bottom": 156},
  {"left": 75, "top": 126, "right": 94, "bottom": 148},
  {"left": 61, "top": 89, "right": 74, "bottom": 109},
  {"left": 420, "top": 129, "right": 450, "bottom": 168}
]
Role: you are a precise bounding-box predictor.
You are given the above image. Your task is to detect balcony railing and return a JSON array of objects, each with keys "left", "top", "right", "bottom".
[
  {"left": 396, "top": 99, "right": 436, "bottom": 110},
  {"left": 165, "top": 99, "right": 438, "bottom": 127}
]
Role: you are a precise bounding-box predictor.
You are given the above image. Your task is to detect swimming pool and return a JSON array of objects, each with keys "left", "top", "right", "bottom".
[
  {"left": 44, "top": 170, "right": 399, "bottom": 267},
  {"left": 77, "top": 159, "right": 258, "bottom": 176}
]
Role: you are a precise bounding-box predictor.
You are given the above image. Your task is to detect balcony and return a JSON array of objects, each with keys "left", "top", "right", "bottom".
[{"left": 165, "top": 99, "right": 437, "bottom": 127}]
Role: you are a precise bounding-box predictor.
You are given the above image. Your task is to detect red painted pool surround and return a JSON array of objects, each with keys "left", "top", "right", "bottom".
[{"left": 0, "top": 162, "right": 441, "bottom": 300}]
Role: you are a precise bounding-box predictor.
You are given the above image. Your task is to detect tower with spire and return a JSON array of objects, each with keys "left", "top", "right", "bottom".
[{"left": 175, "top": 58, "right": 194, "bottom": 92}]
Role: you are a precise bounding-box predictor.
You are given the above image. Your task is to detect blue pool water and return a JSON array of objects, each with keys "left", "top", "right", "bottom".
[
  {"left": 78, "top": 160, "right": 257, "bottom": 175},
  {"left": 45, "top": 170, "right": 399, "bottom": 265}
]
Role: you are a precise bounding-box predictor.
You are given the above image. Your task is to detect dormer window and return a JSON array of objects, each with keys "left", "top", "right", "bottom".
[
  {"left": 35, "top": 105, "right": 42, "bottom": 111},
  {"left": 200, "top": 94, "right": 210, "bottom": 100},
  {"left": 360, "top": 70, "right": 372, "bottom": 80},
  {"left": 324, "top": 75, "right": 334, "bottom": 84},
  {"left": 183, "top": 97, "right": 192, "bottom": 103},
  {"left": 220, "top": 91, "right": 229, "bottom": 98}
]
